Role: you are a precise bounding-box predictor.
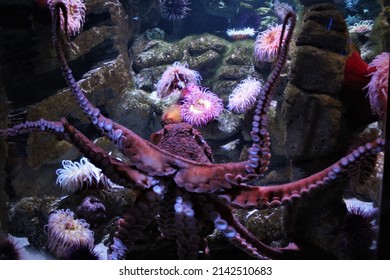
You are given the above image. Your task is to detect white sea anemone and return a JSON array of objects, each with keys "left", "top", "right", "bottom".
[
  {"left": 226, "top": 27, "right": 256, "bottom": 40},
  {"left": 56, "top": 157, "right": 120, "bottom": 192},
  {"left": 348, "top": 20, "right": 374, "bottom": 34}
]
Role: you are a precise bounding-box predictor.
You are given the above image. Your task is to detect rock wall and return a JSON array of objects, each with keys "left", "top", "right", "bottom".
[{"left": 281, "top": 3, "right": 350, "bottom": 176}]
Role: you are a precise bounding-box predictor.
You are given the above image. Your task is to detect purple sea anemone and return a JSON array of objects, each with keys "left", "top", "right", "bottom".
[
  {"left": 46, "top": 209, "right": 95, "bottom": 259},
  {"left": 47, "top": 0, "right": 86, "bottom": 36},
  {"left": 254, "top": 24, "right": 286, "bottom": 62},
  {"left": 76, "top": 196, "right": 107, "bottom": 227},
  {"left": 180, "top": 84, "right": 223, "bottom": 127},
  {"left": 157, "top": 61, "right": 202, "bottom": 98},
  {"left": 227, "top": 77, "right": 262, "bottom": 113},
  {"left": 363, "top": 52, "right": 389, "bottom": 120},
  {"left": 159, "top": 0, "right": 191, "bottom": 21}
]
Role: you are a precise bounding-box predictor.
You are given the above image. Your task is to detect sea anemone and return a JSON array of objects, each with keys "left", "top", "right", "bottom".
[
  {"left": 335, "top": 205, "right": 378, "bottom": 259},
  {"left": 56, "top": 157, "right": 101, "bottom": 192},
  {"left": 363, "top": 52, "right": 389, "bottom": 120},
  {"left": 348, "top": 20, "right": 374, "bottom": 34},
  {"left": 46, "top": 209, "right": 95, "bottom": 259},
  {"left": 56, "top": 157, "right": 119, "bottom": 193},
  {"left": 226, "top": 27, "right": 256, "bottom": 41},
  {"left": 180, "top": 84, "right": 223, "bottom": 127},
  {"left": 227, "top": 77, "right": 262, "bottom": 113},
  {"left": 76, "top": 196, "right": 107, "bottom": 227},
  {"left": 273, "top": 0, "right": 294, "bottom": 22},
  {"left": 159, "top": 0, "right": 191, "bottom": 21},
  {"left": 48, "top": 0, "right": 86, "bottom": 36},
  {"left": 254, "top": 24, "right": 286, "bottom": 62},
  {"left": 157, "top": 61, "right": 202, "bottom": 98}
]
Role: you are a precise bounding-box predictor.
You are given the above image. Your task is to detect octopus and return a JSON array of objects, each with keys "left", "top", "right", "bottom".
[{"left": 0, "top": 2, "right": 385, "bottom": 260}]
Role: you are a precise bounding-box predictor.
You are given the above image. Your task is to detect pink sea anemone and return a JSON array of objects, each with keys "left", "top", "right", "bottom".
[
  {"left": 254, "top": 24, "right": 286, "bottom": 62},
  {"left": 227, "top": 77, "right": 262, "bottom": 114},
  {"left": 46, "top": 209, "right": 94, "bottom": 259},
  {"left": 363, "top": 52, "right": 389, "bottom": 120},
  {"left": 180, "top": 84, "right": 223, "bottom": 127},
  {"left": 157, "top": 61, "right": 202, "bottom": 98},
  {"left": 48, "top": 0, "right": 86, "bottom": 36},
  {"left": 160, "top": 0, "right": 191, "bottom": 21}
]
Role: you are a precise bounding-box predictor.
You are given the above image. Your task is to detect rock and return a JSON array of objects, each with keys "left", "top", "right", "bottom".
[
  {"left": 289, "top": 46, "right": 346, "bottom": 95},
  {"left": 296, "top": 6, "right": 348, "bottom": 54},
  {"left": 200, "top": 0, "right": 241, "bottom": 18},
  {"left": 239, "top": 207, "right": 288, "bottom": 246},
  {"left": 281, "top": 83, "right": 345, "bottom": 160},
  {"left": 8, "top": 196, "right": 59, "bottom": 249}
]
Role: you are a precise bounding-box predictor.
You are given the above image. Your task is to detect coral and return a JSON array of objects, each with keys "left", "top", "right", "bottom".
[
  {"left": 363, "top": 52, "right": 389, "bottom": 120},
  {"left": 180, "top": 84, "right": 223, "bottom": 127},
  {"left": 159, "top": 0, "right": 191, "bottom": 21},
  {"left": 226, "top": 28, "right": 256, "bottom": 41},
  {"left": 254, "top": 24, "right": 285, "bottom": 62},
  {"left": 47, "top": 0, "right": 86, "bottom": 36},
  {"left": 76, "top": 196, "right": 107, "bottom": 227},
  {"left": 227, "top": 76, "right": 263, "bottom": 114},
  {"left": 46, "top": 209, "right": 94, "bottom": 259},
  {"left": 157, "top": 62, "right": 202, "bottom": 98}
]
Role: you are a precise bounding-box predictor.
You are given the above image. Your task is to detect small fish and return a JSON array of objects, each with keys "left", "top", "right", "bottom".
[
  {"left": 327, "top": 18, "right": 333, "bottom": 30},
  {"left": 132, "top": 16, "right": 140, "bottom": 21}
]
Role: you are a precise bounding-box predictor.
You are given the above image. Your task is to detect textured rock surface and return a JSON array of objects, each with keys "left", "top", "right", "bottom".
[
  {"left": 279, "top": 3, "right": 373, "bottom": 259},
  {"left": 282, "top": 4, "right": 350, "bottom": 164}
]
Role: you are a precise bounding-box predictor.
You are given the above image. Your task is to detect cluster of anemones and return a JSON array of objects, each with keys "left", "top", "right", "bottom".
[
  {"left": 226, "top": 27, "right": 256, "bottom": 41},
  {"left": 364, "top": 52, "right": 389, "bottom": 120},
  {"left": 157, "top": 61, "right": 202, "bottom": 98},
  {"left": 180, "top": 84, "right": 223, "bottom": 127},
  {"left": 227, "top": 76, "right": 262, "bottom": 114},
  {"left": 56, "top": 157, "right": 120, "bottom": 193},
  {"left": 254, "top": 24, "right": 286, "bottom": 62},
  {"left": 46, "top": 209, "right": 95, "bottom": 259},
  {"left": 348, "top": 20, "right": 374, "bottom": 34}
]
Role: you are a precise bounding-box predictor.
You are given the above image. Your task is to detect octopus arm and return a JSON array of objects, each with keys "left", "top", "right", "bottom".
[
  {"left": 61, "top": 118, "right": 155, "bottom": 189},
  {"left": 218, "top": 138, "right": 385, "bottom": 209},
  {"left": 173, "top": 161, "right": 260, "bottom": 193}
]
